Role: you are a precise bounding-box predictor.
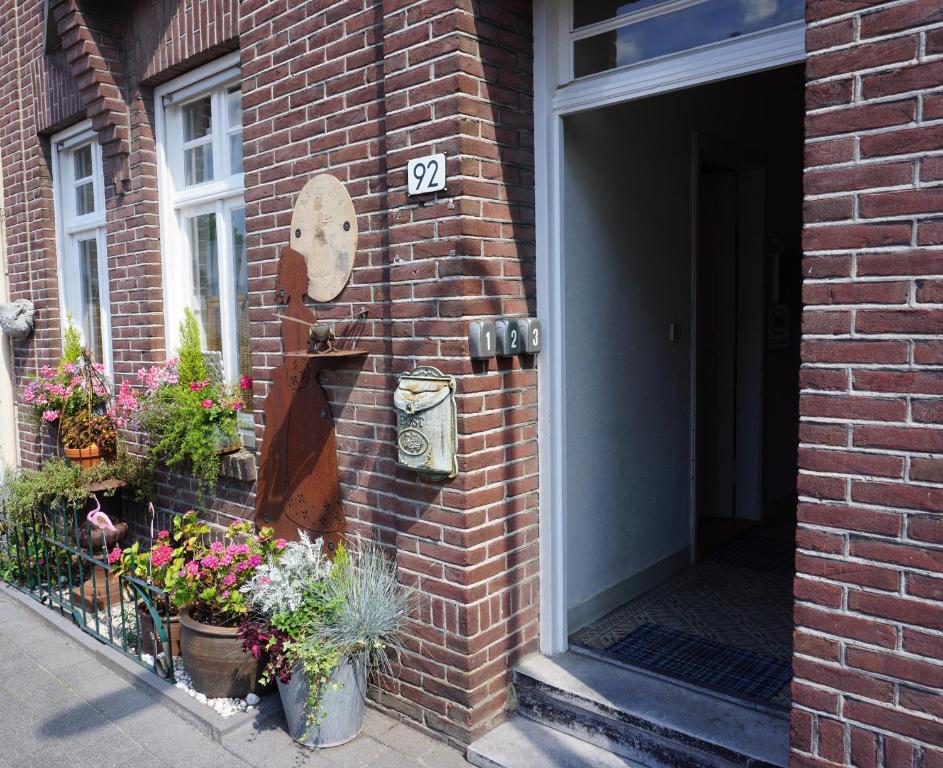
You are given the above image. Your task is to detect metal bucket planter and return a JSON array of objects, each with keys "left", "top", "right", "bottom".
[
  {"left": 179, "top": 605, "right": 261, "bottom": 698},
  {"left": 277, "top": 654, "right": 367, "bottom": 748}
]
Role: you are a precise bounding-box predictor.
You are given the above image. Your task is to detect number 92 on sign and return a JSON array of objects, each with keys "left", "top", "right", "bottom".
[{"left": 407, "top": 153, "right": 447, "bottom": 196}]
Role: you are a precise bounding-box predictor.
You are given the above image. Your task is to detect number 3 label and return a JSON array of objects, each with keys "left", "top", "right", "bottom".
[{"left": 407, "top": 154, "right": 447, "bottom": 196}]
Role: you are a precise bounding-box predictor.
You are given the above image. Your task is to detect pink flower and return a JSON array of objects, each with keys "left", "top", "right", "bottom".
[
  {"left": 235, "top": 561, "right": 248, "bottom": 572},
  {"left": 220, "top": 554, "right": 232, "bottom": 566},
  {"left": 222, "top": 590, "right": 230, "bottom": 598},
  {"left": 247, "top": 555, "right": 262, "bottom": 568},
  {"left": 40, "top": 366, "right": 55, "bottom": 379},
  {"left": 258, "top": 576, "right": 270, "bottom": 584},
  {"left": 240, "top": 375, "right": 253, "bottom": 391},
  {"left": 222, "top": 574, "right": 236, "bottom": 587},
  {"left": 230, "top": 401, "right": 243, "bottom": 411},
  {"left": 228, "top": 543, "right": 249, "bottom": 556},
  {"left": 210, "top": 541, "right": 225, "bottom": 554},
  {"left": 150, "top": 545, "right": 174, "bottom": 569},
  {"left": 107, "top": 546, "right": 122, "bottom": 565},
  {"left": 200, "top": 554, "right": 219, "bottom": 569},
  {"left": 201, "top": 399, "right": 213, "bottom": 409},
  {"left": 41, "top": 409, "right": 60, "bottom": 423},
  {"left": 276, "top": 538, "right": 287, "bottom": 550},
  {"left": 157, "top": 530, "right": 169, "bottom": 540},
  {"left": 185, "top": 560, "right": 200, "bottom": 577}
]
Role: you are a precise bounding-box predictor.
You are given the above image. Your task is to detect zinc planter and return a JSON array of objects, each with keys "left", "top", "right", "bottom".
[
  {"left": 178, "top": 605, "right": 260, "bottom": 698},
  {"left": 277, "top": 655, "right": 367, "bottom": 748}
]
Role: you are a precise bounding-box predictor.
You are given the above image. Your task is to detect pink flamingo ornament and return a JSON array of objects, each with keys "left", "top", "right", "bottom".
[{"left": 86, "top": 494, "right": 117, "bottom": 532}]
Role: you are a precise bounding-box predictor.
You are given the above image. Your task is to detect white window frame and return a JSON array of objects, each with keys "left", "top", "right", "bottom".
[
  {"left": 154, "top": 52, "right": 246, "bottom": 384},
  {"left": 51, "top": 120, "right": 113, "bottom": 376}
]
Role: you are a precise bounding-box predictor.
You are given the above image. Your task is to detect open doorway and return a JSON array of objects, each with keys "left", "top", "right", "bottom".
[{"left": 562, "top": 65, "right": 803, "bottom": 710}]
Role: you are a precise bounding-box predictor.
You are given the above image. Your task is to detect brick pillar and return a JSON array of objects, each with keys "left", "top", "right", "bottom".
[
  {"left": 241, "top": 0, "right": 536, "bottom": 744},
  {"left": 797, "top": 1, "right": 943, "bottom": 765}
]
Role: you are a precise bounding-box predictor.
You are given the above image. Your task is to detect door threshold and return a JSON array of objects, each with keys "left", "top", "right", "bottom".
[{"left": 569, "top": 642, "right": 791, "bottom": 721}]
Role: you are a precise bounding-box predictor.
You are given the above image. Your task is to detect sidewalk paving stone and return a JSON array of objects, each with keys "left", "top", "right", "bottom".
[{"left": 0, "top": 589, "right": 471, "bottom": 768}]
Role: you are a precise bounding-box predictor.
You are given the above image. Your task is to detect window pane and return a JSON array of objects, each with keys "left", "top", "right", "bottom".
[
  {"left": 184, "top": 144, "right": 213, "bottom": 186},
  {"left": 187, "top": 212, "right": 221, "bottom": 353},
  {"left": 573, "top": 0, "right": 805, "bottom": 77},
  {"left": 183, "top": 96, "right": 212, "bottom": 142},
  {"left": 230, "top": 208, "right": 251, "bottom": 404},
  {"left": 574, "top": 0, "right": 671, "bottom": 29},
  {"left": 229, "top": 134, "right": 243, "bottom": 175},
  {"left": 73, "top": 145, "right": 93, "bottom": 181},
  {"left": 227, "top": 87, "right": 242, "bottom": 129},
  {"left": 75, "top": 181, "right": 95, "bottom": 216},
  {"left": 77, "top": 237, "right": 103, "bottom": 363}
]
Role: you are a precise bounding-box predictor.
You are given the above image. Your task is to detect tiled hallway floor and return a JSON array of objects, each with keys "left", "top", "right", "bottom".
[{"left": 570, "top": 526, "right": 794, "bottom": 707}]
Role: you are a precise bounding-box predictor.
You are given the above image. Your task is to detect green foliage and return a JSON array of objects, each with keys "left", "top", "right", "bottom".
[
  {"left": 242, "top": 539, "right": 410, "bottom": 732},
  {"left": 0, "top": 452, "right": 151, "bottom": 528},
  {"left": 177, "top": 308, "right": 209, "bottom": 387},
  {"left": 62, "top": 316, "right": 83, "bottom": 366},
  {"left": 112, "top": 510, "right": 207, "bottom": 596},
  {"left": 137, "top": 382, "right": 240, "bottom": 495}
]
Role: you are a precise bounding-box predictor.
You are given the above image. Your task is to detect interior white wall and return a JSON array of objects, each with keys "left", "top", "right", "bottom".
[{"left": 562, "top": 71, "right": 795, "bottom": 625}]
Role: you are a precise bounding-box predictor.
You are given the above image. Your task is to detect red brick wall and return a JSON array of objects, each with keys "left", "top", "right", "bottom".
[
  {"left": 796, "top": 1, "right": 943, "bottom": 764},
  {"left": 2, "top": 0, "right": 537, "bottom": 745},
  {"left": 240, "top": 0, "right": 537, "bottom": 742}
]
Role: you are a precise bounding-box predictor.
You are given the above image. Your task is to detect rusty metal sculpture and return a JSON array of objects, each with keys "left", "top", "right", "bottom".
[{"left": 254, "top": 247, "right": 345, "bottom": 549}]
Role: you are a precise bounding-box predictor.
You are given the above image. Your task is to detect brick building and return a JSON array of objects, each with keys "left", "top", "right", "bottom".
[{"left": 0, "top": 1, "right": 941, "bottom": 766}]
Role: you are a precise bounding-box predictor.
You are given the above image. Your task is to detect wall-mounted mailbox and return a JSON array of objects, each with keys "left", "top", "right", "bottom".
[
  {"left": 394, "top": 366, "right": 458, "bottom": 480},
  {"left": 495, "top": 319, "right": 522, "bottom": 356},
  {"left": 468, "top": 319, "right": 497, "bottom": 359},
  {"left": 516, "top": 318, "right": 542, "bottom": 354}
]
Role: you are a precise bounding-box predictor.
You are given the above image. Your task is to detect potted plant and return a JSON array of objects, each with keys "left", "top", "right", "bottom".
[
  {"left": 167, "top": 518, "right": 282, "bottom": 698},
  {"left": 241, "top": 536, "right": 410, "bottom": 747},
  {"left": 111, "top": 509, "right": 207, "bottom": 658},
  {"left": 22, "top": 322, "right": 111, "bottom": 454},
  {"left": 118, "top": 309, "right": 249, "bottom": 494}
]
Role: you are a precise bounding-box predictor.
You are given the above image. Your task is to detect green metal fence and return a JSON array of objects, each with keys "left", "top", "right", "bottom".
[{"left": 0, "top": 499, "right": 175, "bottom": 681}]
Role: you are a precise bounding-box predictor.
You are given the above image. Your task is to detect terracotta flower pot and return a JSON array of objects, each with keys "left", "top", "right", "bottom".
[
  {"left": 179, "top": 605, "right": 260, "bottom": 698},
  {"left": 64, "top": 443, "right": 102, "bottom": 469},
  {"left": 139, "top": 606, "right": 182, "bottom": 659}
]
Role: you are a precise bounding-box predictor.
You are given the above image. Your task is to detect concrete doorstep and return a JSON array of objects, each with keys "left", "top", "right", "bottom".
[{"left": 0, "top": 583, "right": 470, "bottom": 768}]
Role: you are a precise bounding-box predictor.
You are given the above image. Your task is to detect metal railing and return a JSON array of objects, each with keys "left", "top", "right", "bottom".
[{"left": 0, "top": 500, "right": 175, "bottom": 681}]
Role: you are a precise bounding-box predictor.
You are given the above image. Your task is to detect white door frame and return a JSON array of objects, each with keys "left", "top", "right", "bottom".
[
  {"left": 0, "top": 159, "right": 19, "bottom": 471},
  {"left": 533, "top": 0, "right": 806, "bottom": 655}
]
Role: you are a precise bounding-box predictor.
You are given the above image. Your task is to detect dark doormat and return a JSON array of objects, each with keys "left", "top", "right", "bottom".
[{"left": 607, "top": 624, "right": 792, "bottom": 701}]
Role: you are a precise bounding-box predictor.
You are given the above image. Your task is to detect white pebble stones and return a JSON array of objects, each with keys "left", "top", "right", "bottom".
[{"left": 156, "top": 655, "right": 256, "bottom": 718}]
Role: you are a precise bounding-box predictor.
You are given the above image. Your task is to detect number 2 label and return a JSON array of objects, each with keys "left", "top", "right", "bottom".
[{"left": 407, "top": 154, "right": 447, "bottom": 196}]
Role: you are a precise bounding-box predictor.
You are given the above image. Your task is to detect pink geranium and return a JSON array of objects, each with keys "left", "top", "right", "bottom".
[
  {"left": 201, "top": 554, "right": 220, "bottom": 569},
  {"left": 107, "top": 546, "right": 122, "bottom": 565},
  {"left": 41, "top": 409, "right": 60, "bottom": 423},
  {"left": 201, "top": 398, "right": 214, "bottom": 409}
]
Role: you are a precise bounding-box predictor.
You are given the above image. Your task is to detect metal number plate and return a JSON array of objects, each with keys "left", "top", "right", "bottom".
[{"left": 407, "top": 154, "right": 447, "bottom": 196}]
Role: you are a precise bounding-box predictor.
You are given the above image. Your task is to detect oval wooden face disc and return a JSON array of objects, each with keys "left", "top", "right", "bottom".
[{"left": 289, "top": 174, "right": 358, "bottom": 302}]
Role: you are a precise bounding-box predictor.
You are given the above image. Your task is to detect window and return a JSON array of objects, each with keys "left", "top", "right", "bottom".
[
  {"left": 571, "top": 0, "right": 805, "bottom": 78},
  {"left": 51, "top": 121, "right": 112, "bottom": 373},
  {"left": 155, "top": 53, "right": 248, "bottom": 390}
]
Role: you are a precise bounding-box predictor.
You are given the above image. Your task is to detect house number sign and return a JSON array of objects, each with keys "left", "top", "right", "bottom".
[{"left": 407, "top": 153, "right": 447, "bottom": 196}]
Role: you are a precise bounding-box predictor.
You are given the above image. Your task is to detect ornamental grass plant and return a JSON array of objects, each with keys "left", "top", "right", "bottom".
[{"left": 240, "top": 535, "right": 411, "bottom": 728}]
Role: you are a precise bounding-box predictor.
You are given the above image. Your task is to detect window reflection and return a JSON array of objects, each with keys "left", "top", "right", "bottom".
[
  {"left": 574, "top": 0, "right": 804, "bottom": 78},
  {"left": 187, "top": 212, "right": 221, "bottom": 353},
  {"left": 77, "top": 237, "right": 103, "bottom": 362}
]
